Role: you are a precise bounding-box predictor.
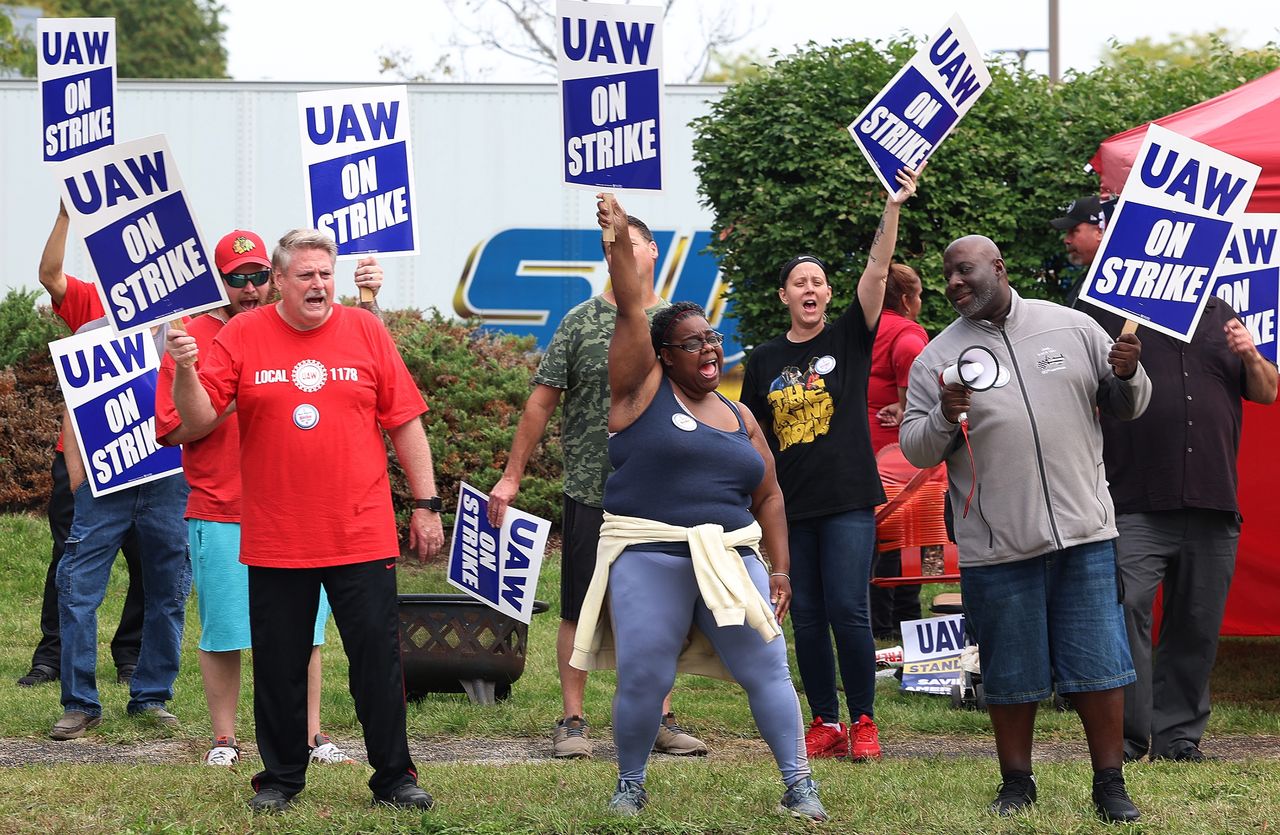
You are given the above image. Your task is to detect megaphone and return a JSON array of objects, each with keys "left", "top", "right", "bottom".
[{"left": 940, "top": 345, "right": 1008, "bottom": 425}]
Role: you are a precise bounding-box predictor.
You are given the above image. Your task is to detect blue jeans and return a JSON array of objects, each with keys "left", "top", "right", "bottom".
[
  {"left": 961, "top": 539, "right": 1135, "bottom": 705},
  {"left": 57, "top": 474, "right": 191, "bottom": 716},
  {"left": 788, "top": 507, "right": 877, "bottom": 722}
]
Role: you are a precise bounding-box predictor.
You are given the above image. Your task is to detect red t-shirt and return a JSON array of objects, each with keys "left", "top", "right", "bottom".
[
  {"left": 156, "top": 312, "right": 241, "bottom": 522},
  {"left": 53, "top": 275, "right": 107, "bottom": 452},
  {"left": 867, "top": 308, "right": 928, "bottom": 453},
  {"left": 198, "top": 304, "right": 426, "bottom": 568}
]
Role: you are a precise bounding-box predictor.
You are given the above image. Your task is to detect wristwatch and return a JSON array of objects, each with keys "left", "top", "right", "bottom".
[{"left": 414, "top": 497, "right": 443, "bottom": 512}]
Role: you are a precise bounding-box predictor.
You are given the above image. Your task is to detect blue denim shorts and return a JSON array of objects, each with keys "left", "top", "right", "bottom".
[{"left": 960, "top": 539, "right": 1135, "bottom": 704}]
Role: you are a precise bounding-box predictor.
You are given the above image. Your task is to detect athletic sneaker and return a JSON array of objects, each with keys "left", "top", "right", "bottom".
[
  {"left": 850, "top": 714, "right": 882, "bottom": 761},
  {"left": 204, "top": 736, "right": 240, "bottom": 767},
  {"left": 778, "top": 777, "right": 828, "bottom": 822},
  {"left": 1092, "top": 767, "right": 1141, "bottom": 823},
  {"left": 607, "top": 779, "right": 647, "bottom": 816},
  {"left": 652, "top": 712, "right": 708, "bottom": 756},
  {"left": 552, "top": 715, "right": 592, "bottom": 759},
  {"left": 309, "top": 733, "right": 357, "bottom": 764},
  {"left": 990, "top": 772, "right": 1037, "bottom": 816},
  {"left": 804, "top": 716, "right": 849, "bottom": 758}
]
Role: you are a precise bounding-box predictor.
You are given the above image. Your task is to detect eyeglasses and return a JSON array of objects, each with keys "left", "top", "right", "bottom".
[
  {"left": 220, "top": 269, "right": 271, "bottom": 289},
  {"left": 663, "top": 331, "right": 725, "bottom": 353}
]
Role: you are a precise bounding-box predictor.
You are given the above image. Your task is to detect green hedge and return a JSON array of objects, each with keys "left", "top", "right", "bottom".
[{"left": 693, "top": 37, "right": 1280, "bottom": 343}]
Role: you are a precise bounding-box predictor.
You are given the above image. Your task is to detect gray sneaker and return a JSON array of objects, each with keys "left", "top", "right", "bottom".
[
  {"left": 608, "top": 779, "right": 647, "bottom": 817},
  {"left": 133, "top": 706, "right": 180, "bottom": 728},
  {"left": 552, "top": 715, "right": 592, "bottom": 759},
  {"left": 778, "top": 777, "right": 828, "bottom": 822},
  {"left": 653, "top": 712, "right": 709, "bottom": 756}
]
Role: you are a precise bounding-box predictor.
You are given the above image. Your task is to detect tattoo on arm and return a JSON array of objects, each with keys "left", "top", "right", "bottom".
[{"left": 868, "top": 215, "right": 887, "bottom": 263}]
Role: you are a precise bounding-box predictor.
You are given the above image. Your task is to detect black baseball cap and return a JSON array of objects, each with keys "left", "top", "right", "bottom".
[{"left": 1049, "top": 196, "right": 1117, "bottom": 230}]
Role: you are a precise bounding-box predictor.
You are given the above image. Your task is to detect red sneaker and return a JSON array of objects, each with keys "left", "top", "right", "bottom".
[
  {"left": 804, "top": 716, "right": 849, "bottom": 758},
  {"left": 851, "top": 714, "right": 882, "bottom": 761}
]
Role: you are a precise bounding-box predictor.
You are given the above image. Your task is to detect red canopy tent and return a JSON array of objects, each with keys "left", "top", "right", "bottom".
[{"left": 1089, "top": 67, "right": 1280, "bottom": 636}]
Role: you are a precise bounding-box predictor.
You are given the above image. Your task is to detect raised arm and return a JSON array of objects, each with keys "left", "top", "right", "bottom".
[
  {"left": 1225, "top": 318, "right": 1279, "bottom": 404},
  {"left": 354, "top": 256, "right": 384, "bottom": 322},
  {"left": 856, "top": 166, "right": 922, "bottom": 330},
  {"left": 39, "top": 201, "right": 71, "bottom": 305},
  {"left": 165, "top": 327, "right": 221, "bottom": 434},
  {"left": 601, "top": 194, "right": 661, "bottom": 425}
]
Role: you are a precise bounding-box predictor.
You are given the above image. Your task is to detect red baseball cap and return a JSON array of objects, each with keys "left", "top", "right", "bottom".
[{"left": 214, "top": 230, "right": 271, "bottom": 274}]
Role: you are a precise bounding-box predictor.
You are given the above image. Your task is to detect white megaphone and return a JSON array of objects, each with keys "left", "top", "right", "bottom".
[{"left": 940, "top": 345, "right": 1008, "bottom": 424}]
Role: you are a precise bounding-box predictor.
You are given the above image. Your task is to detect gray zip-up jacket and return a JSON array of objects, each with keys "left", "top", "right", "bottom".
[{"left": 899, "top": 290, "right": 1152, "bottom": 567}]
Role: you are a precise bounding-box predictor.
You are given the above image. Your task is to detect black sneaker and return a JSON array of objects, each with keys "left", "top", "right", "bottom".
[
  {"left": 17, "top": 664, "right": 58, "bottom": 687},
  {"left": 116, "top": 664, "right": 137, "bottom": 685},
  {"left": 1092, "top": 767, "right": 1141, "bottom": 823},
  {"left": 373, "top": 783, "right": 434, "bottom": 810},
  {"left": 249, "top": 787, "right": 293, "bottom": 814},
  {"left": 1156, "top": 743, "right": 1208, "bottom": 763},
  {"left": 990, "top": 772, "right": 1036, "bottom": 816}
]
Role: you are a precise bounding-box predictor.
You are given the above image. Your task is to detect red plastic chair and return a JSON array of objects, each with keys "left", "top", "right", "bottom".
[{"left": 871, "top": 444, "right": 959, "bottom": 590}]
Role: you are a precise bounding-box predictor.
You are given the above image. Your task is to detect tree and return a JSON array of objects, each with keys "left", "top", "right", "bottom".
[
  {"left": 1101, "top": 28, "right": 1241, "bottom": 69},
  {"left": 0, "top": 9, "right": 36, "bottom": 76},
  {"left": 379, "top": 0, "right": 762, "bottom": 83},
  {"left": 3, "top": 0, "right": 227, "bottom": 78},
  {"left": 692, "top": 37, "right": 1280, "bottom": 344}
]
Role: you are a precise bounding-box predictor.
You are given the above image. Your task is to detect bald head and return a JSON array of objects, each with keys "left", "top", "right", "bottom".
[{"left": 943, "top": 235, "right": 1012, "bottom": 323}]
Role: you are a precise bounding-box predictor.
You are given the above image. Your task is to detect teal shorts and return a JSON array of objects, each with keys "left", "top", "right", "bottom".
[{"left": 189, "top": 519, "right": 330, "bottom": 652}]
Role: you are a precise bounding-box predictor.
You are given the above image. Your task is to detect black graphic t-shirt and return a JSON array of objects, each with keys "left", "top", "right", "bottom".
[{"left": 741, "top": 299, "right": 886, "bottom": 520}]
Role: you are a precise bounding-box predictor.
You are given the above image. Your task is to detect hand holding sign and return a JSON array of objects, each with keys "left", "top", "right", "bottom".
[
  {"left": 888, "top": 163, "right": 925, "bottom": 205},
  {"left": 596, "top": 192, "right": 629, "bottom": 244},
  {"left": 1108, "top": 332, "right": 1142, "bottom": 379},
  {"left": 354, "top": 256, "right": 382, "bottom": 303},
  {"left": 165, "top": 325, "right": 198, "bottom": 369}
]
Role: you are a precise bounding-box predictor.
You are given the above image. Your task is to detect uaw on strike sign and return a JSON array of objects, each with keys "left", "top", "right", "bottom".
[
  {"left": 50, "top": 327, "right": 182, "bottom": 497},
  {"left": 1212, "top": 215, "right": 1280, "bottom": 364},
  {"left": 447, "top": 482, "right": 551, "bottom": 624},
  {"left": 53, "top": 134, "right": 228, "bottom": 335},
  {"left": 298, "top": 85, "right": 418, "bottom": 258},
  {"left": 557, "top": 0, "right": 663, "bottom": 191},
  {"left": 38, "top": 17, "right": 116, "bottom": 163},
  {"left": 848, "top": 14, "right": 990, "bottom": 194},
  {"left": 1080, "top": 124, "right": 1261, "bottom": 341}
]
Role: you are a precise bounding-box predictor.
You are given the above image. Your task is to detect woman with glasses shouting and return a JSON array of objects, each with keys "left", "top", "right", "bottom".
[
  {"left": 570, "top": 195, "right": 826, "bottom": 822},
  {"left": 739, "top": 165, "right": 922, "bottom": 765}
]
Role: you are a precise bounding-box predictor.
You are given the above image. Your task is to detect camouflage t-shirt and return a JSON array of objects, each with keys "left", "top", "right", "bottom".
[{"left": 533, "top": 294, "right": 669, "bottom": 507}]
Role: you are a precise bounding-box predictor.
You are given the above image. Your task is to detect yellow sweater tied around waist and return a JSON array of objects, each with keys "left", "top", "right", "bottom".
[{"left": 569, "top": 512, "right": 783, "bottom": 682}]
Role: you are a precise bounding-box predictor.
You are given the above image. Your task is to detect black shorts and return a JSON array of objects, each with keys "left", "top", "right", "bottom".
[{"left": 560, "top": 494, "right": 604, "bottom": 622}]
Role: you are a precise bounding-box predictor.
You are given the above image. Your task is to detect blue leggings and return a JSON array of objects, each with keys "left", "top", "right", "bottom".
[{"left": 608, "top": 548, "right": 809, "bottom": 786}]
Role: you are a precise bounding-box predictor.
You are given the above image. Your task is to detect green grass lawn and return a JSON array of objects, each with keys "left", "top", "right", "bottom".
[{"left": 0, "top": 512, "right": 1277, "bottom": 833}]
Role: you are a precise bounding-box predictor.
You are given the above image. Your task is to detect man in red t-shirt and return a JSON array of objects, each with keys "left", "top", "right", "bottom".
[
  {"left": 166, "top": 228, "right": 444, "bottom": 814},
  {"left": 155, "top": 229, "right": 384, "bottom": 768},
  {"left": 16, "top": 202, "right": 144, "bottom": 689}
]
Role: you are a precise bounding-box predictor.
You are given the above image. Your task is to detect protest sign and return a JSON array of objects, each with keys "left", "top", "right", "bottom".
[
  {"left": 53, "top": 134, "right": 228, "bottom": 335},
  {"left": 1213, "top": 214, "right": 1280, "bottom": 364},
  {"left": 847, "top": 14, "right": 990, "bottom": 194},
  {"left": 38, "top": 17, "right": 116, "bottom": 163},
  {"left": 50, "top": 326, "right": 182, "bottom": 497},
  {"left": 298, "top": 85, "right": 418, "bottom": 258},
  {"left": 900, "top": 613, "right": 968, "bottom": 695},
  {"left": 1079, "top": 124, "right": 1261, "bottom": 341},
  {"left": 556, "top": 0, "right": 664, "bottom": 192},
  {"left": 447, "top": 482, "right": 551, "bottom": 624}
]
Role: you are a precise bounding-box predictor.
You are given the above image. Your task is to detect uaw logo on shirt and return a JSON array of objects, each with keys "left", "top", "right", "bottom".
[
  {"left": 291, "top": 359, "right": 327, "bottom": 392},
  {"left": 293, "top": 403, "right": 320, "bottom": 430},
  {"left": 1036, "top": 347, "right": 1067, "bottom": 374}
]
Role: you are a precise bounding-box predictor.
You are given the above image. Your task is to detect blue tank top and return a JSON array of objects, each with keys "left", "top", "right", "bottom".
[{"left": 604, "top": 376, "right": 765, "bottom": 534}]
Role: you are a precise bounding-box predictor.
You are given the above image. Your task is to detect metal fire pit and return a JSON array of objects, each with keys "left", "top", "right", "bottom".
[{"left": 398, "top": 593, "right": 549, "bottom": 705}]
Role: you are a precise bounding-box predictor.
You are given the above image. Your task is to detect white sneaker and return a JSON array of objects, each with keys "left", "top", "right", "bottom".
[
  {"left": 204, "top": 736, "right": 240, "bottom": 767},
  {"left": 308, "top": 733, "right": 357, "bottom": 765}
]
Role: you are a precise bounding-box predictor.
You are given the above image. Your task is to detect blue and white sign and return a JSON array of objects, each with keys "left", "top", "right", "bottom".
[
  {"left": 53, "top": 134, "right": 228, "bottom": 336},
  {"left": 38, "top": 17, "right": 116, "bottom": 163},
  {"left": 298, "top": 85, "right": 418, "bottom": 259},
  {"left": 447, "top": 482, "right": 551, "bottom": 624},
  {"left": 1080, "top": 124, "right": 1261, "bottom": 342},
  {"left": 556, "top": 0, "right": 664, "bottom": 192},
  {"left": 900, "top": 613, "right": 970, "bottom": 695},
  {"left": 50, "top": 326, "right": 182, "bottom": 497},
  {"left": 848, "top": 14, "right": 990, "bottom": 195},
  {"left": 1213, "top": 214, "right": 1280, "bottom": 364}
]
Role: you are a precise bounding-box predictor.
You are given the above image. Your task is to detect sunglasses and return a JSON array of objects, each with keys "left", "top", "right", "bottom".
[
  {"left": 663, "top": 331, "right": 725, "bottom": 353},
  {"left": 220, "top": 269, "right": 271, "bottom": 289}
]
